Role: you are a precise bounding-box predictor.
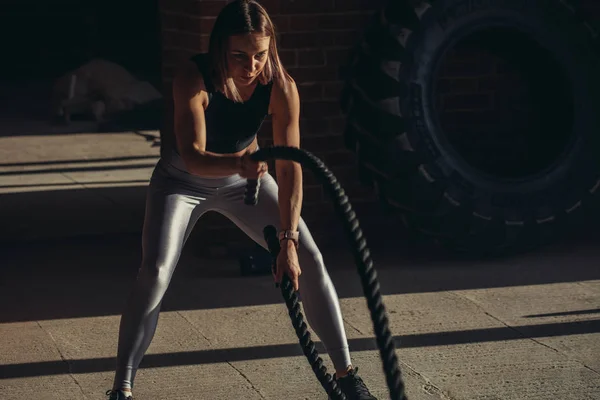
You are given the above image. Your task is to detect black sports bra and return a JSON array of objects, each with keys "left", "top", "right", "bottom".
[{"left": 190, "top": 53, "right": 273, "bottom": 154}]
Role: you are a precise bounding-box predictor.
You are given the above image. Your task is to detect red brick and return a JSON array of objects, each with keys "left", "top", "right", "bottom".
[
  {"left": 278, "top": 49, "right": 297, "bottom": 67},
  {"left": 255, "top": 0, "right": 281, "bottom": 14},
  {"left": 301, "top": 170, "right": 324, "bottom": 186},
  {"left": 160, "top": 0, "right": 188, "bottom": 14},
  {"left": 333, "top": 0, "right": 381, "bottom": 12},
  {"left": 299, "top": 118, "right": 330, "bottom": 136},
  {"left": 199, "top": 18, "right": 216, "bottom": 34},
  {"left": 288, "top": 66, "right": 339, "bottom": 82},
  {"left": 162, "top": 30, "right": 206, "bottom": 51},
  {"left": 162, "top": 64, "right": 176, "bottom": 80},
  {"left": 301, "top": 100, "right": 342, "bottom": 118},
  {"left": 301, "top": 202, "right": 335, "bottom": 225},
  {"left": 306, "top": 203, "right": 341, "bottom": 221},
  {"left": 325, "top": 150, "right": 356, "bottom": 167},
  {"left": 161, "top": 48, "right": 201, "bottom": 65},
  {"left": 297, "top": 83, "right": 323, "bottom": 100},
  {"left": 302, "top": 133, "right": 346, "bottom": 154},
  {"left": 328, "top": 116, "right": 347, "bottom": 134},
  {"left": 161, "top": 12, "right": 213, "bottom": 34},
  {"left": 280, "top": 32, "right": 332, "bottom": 48},
  {"left": 161, "top": 0, "right": 228, "bottom": 17},
  {"left": 298, "top": 49, "right": 325, "bottom": 66},
  {"left": 198, "top": 0, "right": 229, "bottom": 16},
  {"left": 271, "top": 15, "right": 290, "bottom": 31},
  {"left": 319, "top": 13, "right": 370, "bottom": 30},
  {"left": 160, "top": 13, "right": 186, "bottom": 33},
  {"left": 322, "top": 81, "right": 343, "bottom": 99},
  {"left": 303, "top": 185, "right": 324, "bottom": 204},
  {"left": 289, "top": 15, "right": 320, "bottom": 31},
  {"left": 279, "top": 0, "right": 335, "bottom": 14},
  {"left": 329, "top": 30, "right": 362, "bottom": 46},
  {"left": 325, "top": 48, "right": 350, "bottom": 65}
]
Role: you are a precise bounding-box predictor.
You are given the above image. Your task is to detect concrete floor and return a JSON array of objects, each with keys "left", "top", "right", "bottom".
[{"left": 1, "top": 126, "right": 599, "bottom": 399}]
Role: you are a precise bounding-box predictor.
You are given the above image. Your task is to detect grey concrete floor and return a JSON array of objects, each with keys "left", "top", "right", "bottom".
[{"left": 1, "top": 126, "right": 599, "bottom": 400}]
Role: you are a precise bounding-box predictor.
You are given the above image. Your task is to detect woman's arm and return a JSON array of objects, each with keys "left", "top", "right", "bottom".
[
  {"left": 172, "top": 61, "right": 243, "bottom": 177},
  {"left": 270, "top": 77, "right": 303, "bottom": 236}
]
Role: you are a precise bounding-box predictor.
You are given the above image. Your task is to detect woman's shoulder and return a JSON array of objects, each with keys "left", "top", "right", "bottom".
[
  {"left": 172, "top": 57, "right": 208, "bottom": 96},
  {"left": 268, "top": 73, "right": 299, "bottom": 115},
  {"left": 173, "top": 54, "right": 209, "bottom": 94},
  {"left": 271, "top": 73, "right": 298, "bottom": 100}
]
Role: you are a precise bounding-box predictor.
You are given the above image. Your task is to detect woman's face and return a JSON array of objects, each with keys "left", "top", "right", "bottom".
[{"left": 227, "top": 32, "right": 271, "bottom": 86}]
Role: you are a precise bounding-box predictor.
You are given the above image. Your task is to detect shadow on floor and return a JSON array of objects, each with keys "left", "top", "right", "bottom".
[{"left": 1, "top": 318, "right": 598, "bottom": 379}]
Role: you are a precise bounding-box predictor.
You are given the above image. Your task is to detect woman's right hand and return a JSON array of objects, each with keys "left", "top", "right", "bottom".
[{"left": 239, "top": 152, "right": 268, "bottom": 179}]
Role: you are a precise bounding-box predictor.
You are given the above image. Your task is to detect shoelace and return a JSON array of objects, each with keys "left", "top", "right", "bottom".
[{"left": 105, "top": 390, "right": 133, "bottom": 400}]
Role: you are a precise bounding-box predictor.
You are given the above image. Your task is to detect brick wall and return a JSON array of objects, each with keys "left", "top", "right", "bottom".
[{"left": 157, "top": 0, "right": 600, "bottom": 256}]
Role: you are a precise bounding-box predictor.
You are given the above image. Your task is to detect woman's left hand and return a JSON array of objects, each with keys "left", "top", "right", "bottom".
[{"left": 275, "top": 240, "right": 301, "bottom": 291}]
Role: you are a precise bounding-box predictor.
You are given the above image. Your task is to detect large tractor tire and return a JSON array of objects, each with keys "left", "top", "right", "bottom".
[{"left": 340, "top": 0, "right": 600, "bottom": 256}]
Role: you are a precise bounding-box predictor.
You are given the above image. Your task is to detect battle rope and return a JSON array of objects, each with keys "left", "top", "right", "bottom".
[{"left": 243, "top": 145, "right": 407, "bottom": 400}]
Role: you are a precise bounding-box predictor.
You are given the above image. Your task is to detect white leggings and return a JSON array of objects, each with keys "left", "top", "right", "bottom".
[{"left": 112, "top": 156, "right": 351, "bottom": 390}]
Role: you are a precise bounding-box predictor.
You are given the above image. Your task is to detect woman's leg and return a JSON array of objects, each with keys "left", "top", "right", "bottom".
[
  {"left": 112, "top": 176, "right": 211, "bottom": 392},
  {"left": 217, "top": 173, "right": 352, "bottom": 372}
]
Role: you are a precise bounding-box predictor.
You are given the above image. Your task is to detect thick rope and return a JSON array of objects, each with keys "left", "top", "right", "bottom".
[{"left": 244, "top": 146, "right": 407, "bottom": 400}]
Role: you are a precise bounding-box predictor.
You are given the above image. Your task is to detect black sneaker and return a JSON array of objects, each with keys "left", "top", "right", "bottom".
[
  {"left": 105, "top": 390, "right": 133, "bottom": 400},
  {"left": 331, "top": 367, "right": 377, "bottom": 400}
]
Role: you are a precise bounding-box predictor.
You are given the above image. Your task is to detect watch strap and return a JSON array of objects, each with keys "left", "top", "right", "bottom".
[{"left": 278, "top": 229, "right": 300, "bottom": 248}]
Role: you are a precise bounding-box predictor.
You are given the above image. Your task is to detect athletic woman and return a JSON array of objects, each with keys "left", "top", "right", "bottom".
[{"left": 106, "top": 1, "right": 377, "bottom": 399}]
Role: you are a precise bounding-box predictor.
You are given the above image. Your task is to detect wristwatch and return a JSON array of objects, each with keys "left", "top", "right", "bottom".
[{"left": 278, "top": 229, "right": 300, "bottom": 248}]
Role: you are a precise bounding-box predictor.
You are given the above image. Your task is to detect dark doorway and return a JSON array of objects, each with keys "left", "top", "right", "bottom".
[{"left": 0, "top": 0, "right": 162, "bottom": 130}]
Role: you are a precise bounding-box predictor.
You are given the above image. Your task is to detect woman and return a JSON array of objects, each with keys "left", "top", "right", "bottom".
[{"left": 106, "top": 1, "right": 377, "bottom": 399}]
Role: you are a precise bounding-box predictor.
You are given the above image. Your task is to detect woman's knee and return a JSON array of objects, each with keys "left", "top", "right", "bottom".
[{"left": 137, "top": 257, "right": 177, "bottom": 292}]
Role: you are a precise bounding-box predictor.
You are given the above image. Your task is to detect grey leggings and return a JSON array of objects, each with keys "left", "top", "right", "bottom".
[{"left": 113, "top": 157, "right": 351, "bottom": 390}]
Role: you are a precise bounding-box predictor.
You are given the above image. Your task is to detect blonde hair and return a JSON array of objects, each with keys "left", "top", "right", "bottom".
[{"left": 206, "top": 0, "right": 293, "bottom": 102}]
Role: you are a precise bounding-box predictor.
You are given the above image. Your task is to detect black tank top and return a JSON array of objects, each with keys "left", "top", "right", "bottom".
[{"left": 190, "top": 53, "right": 273, "bottom": 154}]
